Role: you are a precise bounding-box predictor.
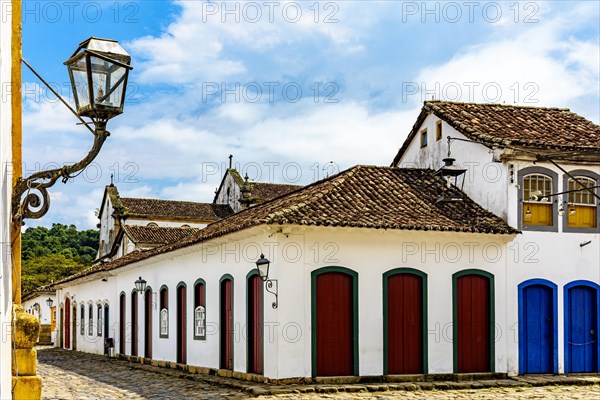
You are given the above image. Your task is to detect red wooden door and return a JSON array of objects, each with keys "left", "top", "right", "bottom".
[
  {"left": 144, "top": 289, "right": 153, "bottom": 359},
  {"left": 456, "top": 274, "right": 491, "bottom": 372},
  {"left": 248, "top": 275, "right": 263, "bottom": 374},
  {"left": 119, "top": 294, "right": 126, "bottom": 354},
  {"left": 131, "top": 292, "right": 138, "bottom": 356},
  {"left": 64, "top": 297, "right": 70, "bottom": 349},
  {"left": 387, "top": 273, "right": 423, "bottom": 374},
  {"left": 220, "top": 279, "right": 233, "bottom": 370},
  {"left": 177, "top": 285, "right": 187, "bottom": 364},
  {"left": 316, "top": 272, "right": 354, "bottom": 376}
]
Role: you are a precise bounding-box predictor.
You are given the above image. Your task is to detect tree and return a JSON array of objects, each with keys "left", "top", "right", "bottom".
[{"left": 21, "top": 224, "right": 99, "bottom": 294}]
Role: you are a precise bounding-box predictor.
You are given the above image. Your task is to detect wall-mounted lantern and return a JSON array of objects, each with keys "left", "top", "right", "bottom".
[
  {"left": 255, "top": 254, "right": 278, "bottom": 309},
  {"left": 134, "top": 276, "right": 147, "bottom": 294},
  {"left": 46, "top": 298, "right": 54, "bottom": 308},
  {"left": 13, "top": 37, "right": 133, "bottom": 224}
]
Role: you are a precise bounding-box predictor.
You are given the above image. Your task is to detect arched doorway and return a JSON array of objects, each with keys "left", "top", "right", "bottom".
[
  {"left": 518, "top": 279, "right": 557, "bottom": 374},
  {"left": 119, "top": 292, "right": 126, "bottom": 354},
  {"left": 220, "top": 275, "right": 234, "bottom": 370},
  {"left": 453, "top": 270, "right": 494, "bottom": 373},
  {"left": 311, "top": 267, "right": 358, "bottom": 377},
  {"left": 144, "top": 287, "right": 153, "bottom": 359},
  {"left": 384, "top": 268, "right": 427, "bottom": 374},
  {"left": 565, "top": 281, "right": 599, "bottom": 373},
  {"left": 72, "top": 305, "right": 77, "bottom": 350},
  {"left": 131, "top": 291, "right": 138, "bottom": 356},
  {"left": 64, "top": 297, "right": 71, "bottom": 349},
  {"left": 247, "top": 272, "right": 263, "bottom": 374},
  {"left": 176, "top": 283, "right": 187, "bottom": 364}
]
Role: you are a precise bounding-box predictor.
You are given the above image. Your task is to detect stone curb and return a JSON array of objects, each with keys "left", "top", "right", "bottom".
[
  {"left": 119, "top": 359, "right": 600, "bottom": 397},
  {"left": 39, "top": 349, "right": 600, "bottom": 398}
]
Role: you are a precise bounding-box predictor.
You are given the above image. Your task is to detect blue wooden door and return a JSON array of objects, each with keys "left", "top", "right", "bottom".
[
  {"left": 567, "top": 286, "right": 598, "bottom": 372},
  {"left": 521, "top": 285, "right": 553, "bottom": 373}
]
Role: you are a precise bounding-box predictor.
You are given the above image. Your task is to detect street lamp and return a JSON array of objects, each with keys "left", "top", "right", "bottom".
[
  {"left": 255, "top": 254, "right": 278, "bottom": 309},
  {"left": 12, "top": 37, "right": 133, "bottom": 224},
  {"left": 134, "top": 276, "right": 147, "bottom": 294},
  {"left": 46, "top": 298, "right": 53, "bottom": 308},
  {"left": 65, "top": 37, "right": 131, "bottom": 121}
]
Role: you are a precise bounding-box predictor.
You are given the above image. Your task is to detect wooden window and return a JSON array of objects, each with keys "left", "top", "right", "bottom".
[
  {"left": 88, "top": 305, "right": 93, "bottom": 335},
  {"left": 420, "top": 129, "right": 428, "bottom": 148},
  {"left": 80, "top": 305, "right": 85, "bottom": 335},
  {"left": 567, "top": 177, "right": 597, "bottom": 228},
  {"left": 195, "top": 307, "right": 206, "bottom": 337},
  {"left": 194, "top": 280, "right": 206, "bottom": 340},
  {"left": 436, "top": 121, "right": 442, "bottom": 141},
  {"left": 97, "top": 304, "right": 103, "bottom": 337},
  {"left": 523, "top": 174, "right": 553, "bottom": 226},
  {"left": 160, "top": 287, "right": 169, "bottom": 338}
]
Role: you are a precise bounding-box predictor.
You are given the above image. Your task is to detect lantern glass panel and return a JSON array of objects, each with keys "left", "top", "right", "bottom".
[
  {"left": 257, "top": 262, "right": 269, "bottom": 280},
  {"left": 89, "top": 55, "right": 126, "bottom": 114},
  {"left": 69, "top": 56, "right": 91, "bottom": 112}
]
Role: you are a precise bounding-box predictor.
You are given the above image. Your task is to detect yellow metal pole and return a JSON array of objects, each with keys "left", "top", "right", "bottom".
[
  {"left": 11, "top": 1, "right": 42, "bottom": 398},
  {"left": 10, "top": 0, "right": 22, "bottom": 304}
]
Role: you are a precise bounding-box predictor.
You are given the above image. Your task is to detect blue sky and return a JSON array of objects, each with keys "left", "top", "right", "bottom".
[{"left": 20, "top": 0, "right": 600, "bottom": 229}]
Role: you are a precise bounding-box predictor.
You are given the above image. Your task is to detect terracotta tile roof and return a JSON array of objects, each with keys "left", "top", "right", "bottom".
[
  {"left": 248, "top": 182, "right": 303, "bottom": 202},
  {"left": 392, "top": 101, "right": 600, "bottom": 165},
  {"left": 55, "top": 166, "right": 516, "bottom": 286},
  {"left": 118, "top": 198, "right": 233, "bottom": 222},
  {"left": 123, "top": 225, "right": 200, "bottom": 246}
]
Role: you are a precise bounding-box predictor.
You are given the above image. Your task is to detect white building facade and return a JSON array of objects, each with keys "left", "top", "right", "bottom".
[
  {"left": 51, "top": 102, "right": 600, "bottom": 381},
  {"left": 394, "top": 101, "right": 600, "bottom": 375}
]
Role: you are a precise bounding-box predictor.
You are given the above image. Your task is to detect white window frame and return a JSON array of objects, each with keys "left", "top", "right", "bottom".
[
  {"left": 88, "top": 305, "right": 93, "bottom": 336},
  {"left": 160, "top": 308, "right": 168, "bottom": 337},
  {"left": 194, "top": 306, "right": 206, "bottom": 338},
  {"left": 97, "top": 304, "right": 103, "bottom": 337}
]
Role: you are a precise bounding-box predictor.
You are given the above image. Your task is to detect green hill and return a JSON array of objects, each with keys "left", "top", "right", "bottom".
[{"left": 21, "top": 223, "right": 99, "bottom": 294}]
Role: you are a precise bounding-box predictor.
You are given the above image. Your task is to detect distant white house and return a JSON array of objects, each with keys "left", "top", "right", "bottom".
[
  {"left": 22, "top": 287, "right": 56, "bottom": 344},
  {"left": 51, "top": 102, "right": 599, "bottom": 381}
]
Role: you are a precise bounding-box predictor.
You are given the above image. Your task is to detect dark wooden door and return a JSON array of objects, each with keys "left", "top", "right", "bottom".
[
  {"left": 387, "top": 273, "right": 423, "bottom": 374},
  {"left": 104, "top": 305, "right": 110, "bottom": 339},
  {"left": 456, "top": 274, "right": 491, "bottom": 372},
  {"left": 220, "top": 279, "right": 233, "bottom": 370},
  {"left": 119, "top": 293, "right": 126, "bottom": 354},
  {"left": 72, "top": 306, "right": 77, "bottom": 350},
  {"left": 316, "top": 272, "right": 354, "bottom": 376},
  {"left": 248, "top": 274, "right": 263, "bottom": 374},
  {"left": 59, "top": 307, "right": 64, "bottom": 348},
  {"left": 177, "top": 285, "right": 187, "bottom": 364},
  {"left": 131, "top": 292, "right": 138, "bottom": 356},
  {"left": 144, "top": 289, "right": 153, "bottom": 359},
  {"left": 64, "top": 298, "right": 70, "bottom": 349},
  {"left": 521, "top": 284, "right": 553, "bottom": 373},
  {"left": 568, "top": 286, "right": 598, "bottom": 372}
]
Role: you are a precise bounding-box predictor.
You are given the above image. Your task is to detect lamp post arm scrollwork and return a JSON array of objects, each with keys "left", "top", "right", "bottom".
[{"left": 12, "top": 122, "right": 109, "bottom": 223}]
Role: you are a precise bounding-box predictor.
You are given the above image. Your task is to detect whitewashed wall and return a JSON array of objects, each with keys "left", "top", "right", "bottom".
[
  {"left": 396, "top": 113, "right": 600, "bottom": 376},
  {"left": 0, "top": 2, "right": 13, "bottom": 394},
  {"left": 396, "top": 113, "right": 509, "bottom": 220},
  {"left": 22, "top": 293, "right": 53, "bottom": 325},
  {"left": 214, "top": 171, "right": 242, "bottom": 213},
  {"left": 59, "top": 225, "right": 515, "bottom": 379},
  {"left": 98, "top": 193, "right": 116, "bottom": 258},
  {"left": 55, "top": 277, "right": 117, "bottom": 355}
]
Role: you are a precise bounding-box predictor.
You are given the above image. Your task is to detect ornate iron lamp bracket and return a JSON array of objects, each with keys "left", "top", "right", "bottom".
[
  {"left": 265, "top": 279, "right": 278, "bottom": 309},
  {"left": 12, "top": 121, "right": 109, "bottom": 224}
]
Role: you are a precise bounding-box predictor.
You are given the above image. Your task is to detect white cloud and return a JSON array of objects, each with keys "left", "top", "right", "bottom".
[{"left": 412, "top": 3, "right": 599, "bottom": 120}]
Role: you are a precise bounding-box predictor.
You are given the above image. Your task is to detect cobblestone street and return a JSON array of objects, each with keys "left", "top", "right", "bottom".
[{"left": 38, "top": 348, "right": 600, "bottom": 400}]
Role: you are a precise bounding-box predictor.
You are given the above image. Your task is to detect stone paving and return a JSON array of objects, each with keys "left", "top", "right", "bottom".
[{"left": 37, "top": 347, "right": 600, "bottom": 399}]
